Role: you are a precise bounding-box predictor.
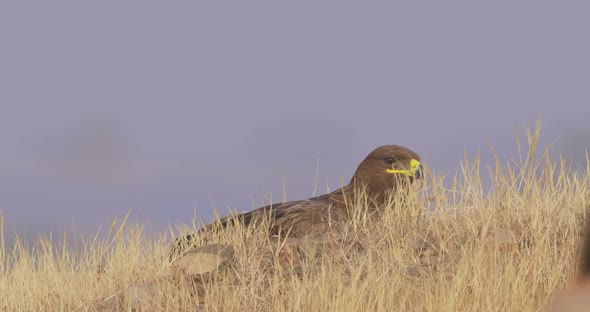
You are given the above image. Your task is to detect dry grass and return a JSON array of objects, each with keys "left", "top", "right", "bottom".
[{"left": 1, "top": 126, "right": 589, "bottom": 311}]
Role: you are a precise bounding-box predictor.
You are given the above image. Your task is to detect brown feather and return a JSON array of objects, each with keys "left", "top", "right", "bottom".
[{"left": 170, "top": 145, "right": 422, "bottom": 257}]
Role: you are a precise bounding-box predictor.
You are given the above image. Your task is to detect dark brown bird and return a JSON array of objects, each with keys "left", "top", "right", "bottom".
[{"left": 171, "top": 145, "right": 423, "bottom": 257}]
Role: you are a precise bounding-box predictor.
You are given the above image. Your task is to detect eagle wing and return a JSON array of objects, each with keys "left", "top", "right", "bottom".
[
  {"left": 170, "top": 192, "right": 338, "bottom": 258},
  {"left": 209, "top": 192, "right": 334, "bottom": 234}
]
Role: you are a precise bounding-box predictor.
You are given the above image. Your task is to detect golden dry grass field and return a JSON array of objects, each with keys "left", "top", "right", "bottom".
[{"left": 1, "top": 128, "right": 589, "bottom": 311}]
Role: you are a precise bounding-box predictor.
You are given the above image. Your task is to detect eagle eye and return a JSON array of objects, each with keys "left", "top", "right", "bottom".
[{"left": 384, "top": 156, "right": 398, "bottom": 164}]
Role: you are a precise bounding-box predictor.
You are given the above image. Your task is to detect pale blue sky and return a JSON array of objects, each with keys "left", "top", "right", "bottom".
[{"left": 1, "top": 2, "right": 589, "bottom": 241}]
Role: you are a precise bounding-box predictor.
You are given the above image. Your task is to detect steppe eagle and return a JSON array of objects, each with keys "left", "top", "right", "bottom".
[{"left": 171, "top": 145, "right": 423, "bottom": 257}]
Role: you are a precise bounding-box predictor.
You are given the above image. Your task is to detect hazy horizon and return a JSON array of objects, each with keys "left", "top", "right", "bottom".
[{"left": 1, "top": 2, "right": 589, "bottom": 243}]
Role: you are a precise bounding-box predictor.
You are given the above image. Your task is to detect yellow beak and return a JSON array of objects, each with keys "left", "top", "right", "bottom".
[{"left": 386, "top": 158, "right": 423, "bottom": 178}]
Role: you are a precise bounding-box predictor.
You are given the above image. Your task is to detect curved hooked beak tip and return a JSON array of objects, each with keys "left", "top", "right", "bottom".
[
  {"left": 410, "top": 159, "right": 423, "bottom": 179},
  {"left": 414, "top": 164, "right": 424, "bottom": 179}
]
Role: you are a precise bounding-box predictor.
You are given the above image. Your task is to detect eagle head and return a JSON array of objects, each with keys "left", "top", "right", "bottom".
[{"left": 350, "top": 145, "right": 423, "bottom": 204}]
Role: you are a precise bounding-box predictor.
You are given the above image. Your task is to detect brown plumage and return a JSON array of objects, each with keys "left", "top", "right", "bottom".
[{"left": 171, "top": 145, "right": 423, "bottom": 257}]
